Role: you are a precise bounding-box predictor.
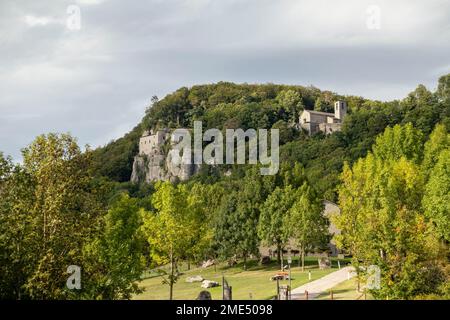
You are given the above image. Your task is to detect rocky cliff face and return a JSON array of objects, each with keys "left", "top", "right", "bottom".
[
  {"left": 130, "top": 130, "right": 199, "bottom": 183},
  {"left": 130, "top": 154, "right": 200, "bottom": 183}
]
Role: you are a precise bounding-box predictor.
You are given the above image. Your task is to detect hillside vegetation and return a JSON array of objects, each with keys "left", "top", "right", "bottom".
[{"left": 92, "top": 76, "right": 450, "bottom": 202}]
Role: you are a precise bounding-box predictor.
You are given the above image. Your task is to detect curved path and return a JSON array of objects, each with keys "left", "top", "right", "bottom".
[{"left": 291, "top": 266, "right": 355, "bottom": 300}]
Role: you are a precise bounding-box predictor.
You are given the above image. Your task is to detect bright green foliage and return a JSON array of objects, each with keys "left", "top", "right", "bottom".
[
  {"left": 336, "top": 123, "right": 448, "bottom": 299},
  {"left": 0, "top": 153, "right": 35, "bottom": 299},
  {"left": 336, "top": 155, "right": 441, "bottom": 299},
  {"left": 372, "top": 123, "right": 424, "bottom": 163},
  {"left": 182, "top": 182, "right": 217, "bottom": 264},
  {"left": 0, "top": 135, "right": 146, "bottom": 300},
  {"left": 141, "top": 181, "right": 207, "bottom": 299},
  {"left": 21, "top": 134, "right": 105, "bottom": 299},
  {"left": 83, "top": 194, "right": 145, "bottom": 299},
  {"left": 0, "top": 134, "right": 108, "bottom": 299},
  {"left": 422, "top": 124, "right": 450, "bottom": 176},
  {"left": 281, "top": 162, "right": 307, "bottom": 188},
  {"left": 423, "top": 149, "right": 450, "bottom": 242}
]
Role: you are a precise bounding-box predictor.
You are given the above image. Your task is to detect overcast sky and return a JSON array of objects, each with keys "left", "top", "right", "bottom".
[{"left": 1, "top": 0, "right": 449, "bottom": 160}]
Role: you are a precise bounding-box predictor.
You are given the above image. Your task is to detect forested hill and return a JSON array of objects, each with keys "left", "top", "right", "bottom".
[{"left": 91, "top": 75, "right": 450, "bottom": 201}]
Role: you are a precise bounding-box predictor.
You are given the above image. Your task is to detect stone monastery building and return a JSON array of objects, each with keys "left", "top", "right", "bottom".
[{"left": 299, "top": 101, "right": 347, "bottom": 135}]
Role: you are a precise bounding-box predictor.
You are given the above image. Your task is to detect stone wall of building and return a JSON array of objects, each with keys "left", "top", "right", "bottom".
[
  {"left": 139, "top": 130, "right": 169, "bottom": 156},
  {"left": 299, "top": 100, "right": 347, "bottom": 135},
  {"left": 130, "top": 129, "right": 200, "bottom": 183},
  {"left": 319, "top": 122, "right": 342, "bottom": 135}
]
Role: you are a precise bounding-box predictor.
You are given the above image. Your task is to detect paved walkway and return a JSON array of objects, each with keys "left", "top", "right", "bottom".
[{"left": 291, "top": 266, "right": 355, "bottom": 300}]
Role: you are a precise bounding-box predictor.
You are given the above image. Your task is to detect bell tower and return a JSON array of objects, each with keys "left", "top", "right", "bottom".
[{"left": 334, "top": 101, "right": 347, "bottom": 121}]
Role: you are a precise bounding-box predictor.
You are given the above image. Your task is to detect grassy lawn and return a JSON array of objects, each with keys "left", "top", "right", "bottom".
[
  {"left": 134, "top": 257, "right": 350, "bottom": 300},
  {"left": 315, "top": 278, "right": 374, "bottom": 300}
]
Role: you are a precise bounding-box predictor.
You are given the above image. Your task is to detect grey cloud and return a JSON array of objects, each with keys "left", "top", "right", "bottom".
[{"left": 0, "top": 0, "right": 449, "bottom": 160}]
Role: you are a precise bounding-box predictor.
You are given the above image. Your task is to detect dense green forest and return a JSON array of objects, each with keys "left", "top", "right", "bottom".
[{"left": 1, "top": 75, "right": 449, "bottom": 300}]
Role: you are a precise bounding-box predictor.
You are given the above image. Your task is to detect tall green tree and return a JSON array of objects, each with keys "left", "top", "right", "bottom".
[
  {"left": 258, "top": 186, "right": 296, "bottom": 268},
  {"left": 372, "top": 123, "right": 424, "bottom": 163},
  {"left": 141, "top": 182, "right": 202, "bottom": 299},
  {"left": 423, "top": 149, "right": 450, "bottom": 242},
  {"left": 335, "top": 125, "right": 445, "bottom": 299},
  {"left": 22, "top": 133, "right": 106, "bottom": 299},
  {"left": 436, "top": 74, "right": 450, "bottom": 102},
  {"left": 289, "top": 182, "right": 327, "bottom": 271},
  {"left": 422, "top": 124, "right": 450, "bottom": 176},
  {"left": 182, "top": 182, "right": 216, "bottom": 268},
  {"left": 0, "top": 134, "right": 110, "bottom": 299},
  {"left": 83, "top": 194, "right": 145, "bottom": 299},
  {"left": 214, "top": 167, "right": 270, "bottom": 269},
  {"left": 214, "top": 191, "right": 260, "bottom": 270},
  {"left": 0, "top": 153, "right": 35, "bottom": 299}
]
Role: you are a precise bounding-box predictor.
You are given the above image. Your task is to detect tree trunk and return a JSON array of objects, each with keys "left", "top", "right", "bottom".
[
  {"left": 43, "top": 211, "right": 47, "bottom": 251},
  {"left": 301, "top": 246, "right": 305, "bottom": 272},
  {"left": 169, "top": 246, "right": 174, "bottom": 300},
  {"left": 243, "top": 254, "right": 247, "bottom": 270},
  {"left": 276, "top": 243, "right": 281, "bottom": 267}
]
